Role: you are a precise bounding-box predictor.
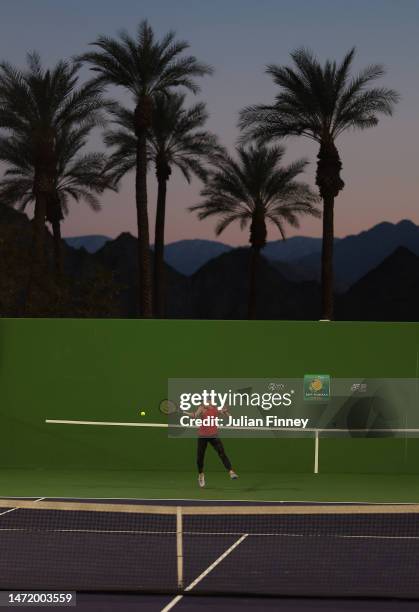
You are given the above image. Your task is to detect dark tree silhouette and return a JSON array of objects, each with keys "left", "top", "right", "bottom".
[
  {"left": 240, "top": 48, "right": 399, "bottom": 319},
  {"left": 104, "top": 92, "right": 220, "bottom": 316},
  {"left": 190, "top": 145, "right": 320, "bottom": 318},
  {"left": 0, "top": 125, "right": 111, "bottom": 278},
  {"left": 0, "top": 52, "right": 105, "bottom": 304},
  {"left": 79, "top": 21, "right": 212, "bottom": 317}
]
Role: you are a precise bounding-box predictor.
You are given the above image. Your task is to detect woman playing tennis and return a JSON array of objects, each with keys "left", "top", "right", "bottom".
[{"left": 193, "top": 403, "right": 238, "bottom": 487}]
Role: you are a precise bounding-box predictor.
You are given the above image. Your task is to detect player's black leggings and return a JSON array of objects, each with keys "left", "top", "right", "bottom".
[{"left": 197, "top": 437, "right": 232, "bottom": 473}]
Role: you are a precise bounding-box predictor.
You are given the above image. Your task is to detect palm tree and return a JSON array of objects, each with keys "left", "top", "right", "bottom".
[
  {"left": 79, "top": 21, "right": 212, "bottom": 317},
  {"left": 0, "top": 125, "right": 111, "bottom": 277},
  {"left": 0, "top": 52, "right": 105, "bottom": 302},
  {"left": 239, "top": 48, "right": 399, "bottom": 319},
  {"left": 104, "top": 93, "right": 221, "bottom": 316},
  {"left": 190, "top": 145, "right": 320, "bottom": 319}
]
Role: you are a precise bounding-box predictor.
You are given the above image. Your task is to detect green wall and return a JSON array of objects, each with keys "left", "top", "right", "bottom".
[{"left": 1, "top": 318, "right": 419, "bottom": 474}]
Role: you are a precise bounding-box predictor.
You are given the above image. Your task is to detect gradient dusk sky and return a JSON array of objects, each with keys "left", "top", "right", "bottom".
[{"left": 1, "top": 0, "right": 418, "bottom": 245}]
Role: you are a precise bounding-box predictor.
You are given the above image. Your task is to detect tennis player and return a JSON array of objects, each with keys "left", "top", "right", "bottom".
[{"left": 193, "top": 403, "right": 238, "bottom": 487}]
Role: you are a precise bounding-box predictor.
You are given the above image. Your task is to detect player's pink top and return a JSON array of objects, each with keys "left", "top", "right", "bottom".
[{"left": 198, "top": 405, "right": 219, "bottom": 437}]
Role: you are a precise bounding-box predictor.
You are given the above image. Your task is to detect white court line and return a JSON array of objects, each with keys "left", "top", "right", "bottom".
[
  {"left": 45, "top": 419, "right": 168, "bottom": 428},
  {"left": 0, "top": 496, "right": 417, "bottom": 506},
  {"left": 0, "top": 497, "right": 45, "bottom": 517},
  {"left": 160, "top": 534, "right": 248, "bottom": 612},
  {"left": 0, "top": 528, "right": 417, "bottom": 541},
  {"left": 45, "top": 419, "right": 419, "bottom": 433},
  {"left": 0, "top": 507, "right": 18, "bottom": 517}
]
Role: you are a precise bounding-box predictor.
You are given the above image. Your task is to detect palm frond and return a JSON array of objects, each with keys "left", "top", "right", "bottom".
[
  {"left": 239, "top": 47, "right": 399, "bottom": 145},
  {"left": 78, "top": 20, "right": 212, "bottom": 101},
  {"left": 190, "top": 144, "right": 319, "bottom": 244}
]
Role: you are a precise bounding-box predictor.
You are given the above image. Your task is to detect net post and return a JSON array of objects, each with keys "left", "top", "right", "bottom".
[
  {"left": 176, "top": 506, "right": 183, "bottom": 590},
  {"left": 314, "top": 429, "right": 319, "bottom": 474}
]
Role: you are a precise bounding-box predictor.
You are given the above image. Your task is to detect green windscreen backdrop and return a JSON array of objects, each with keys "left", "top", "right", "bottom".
[{"left": 1, "top": 318, "right": 419, "bottom": 474}]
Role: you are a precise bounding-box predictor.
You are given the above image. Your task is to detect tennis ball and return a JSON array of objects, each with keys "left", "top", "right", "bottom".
[{"left": 140, "top": 411, "right": 146, "bottom": 416}]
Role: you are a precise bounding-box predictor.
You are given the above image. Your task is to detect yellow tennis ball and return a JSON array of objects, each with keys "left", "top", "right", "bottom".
[{"left": 140, "top": 411, "right": 146, "bottom": 416}]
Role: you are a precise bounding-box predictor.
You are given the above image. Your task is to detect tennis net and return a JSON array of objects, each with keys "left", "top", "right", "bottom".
[{"left": 1, "top": 498, "right": 419, "bottom": 598}]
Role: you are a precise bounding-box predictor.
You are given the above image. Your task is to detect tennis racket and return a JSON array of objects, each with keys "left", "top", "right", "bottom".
[{"left": 159, "top": 399, "right": 179, "bottom": 415}]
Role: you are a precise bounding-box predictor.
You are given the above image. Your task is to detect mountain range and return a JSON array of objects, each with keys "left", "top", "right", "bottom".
[
  {"left": 89, "top": 235, "right": 419, "bottom": 321},
  {"left": 3, "top": 204, "right": 419, "bottom": 321},
  {"left": 64, "top": 234, "right": 110, "bottom": 253},
  {"left": 64, "top": 234, "right": 326, "bottom": 270},
  {"left": 161, "top": 239, "right": 232, "bottom": 275},
  {"left": 338, "top": 247, "right": 419, "bottom": 321},
  {"left": 65, "top": 219, "right": 419, "bottom": 289},
  {"left": 295, "top": 220, "right": 419, "bottom": 289}
]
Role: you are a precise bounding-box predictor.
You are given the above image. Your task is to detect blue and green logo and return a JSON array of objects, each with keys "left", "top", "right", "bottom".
[{"left": 304, "top": 374, "right": 330, "bottom": 401}]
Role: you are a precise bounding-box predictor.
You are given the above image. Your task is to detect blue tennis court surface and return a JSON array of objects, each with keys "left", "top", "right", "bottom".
[{"left": 1, "top": 497, "right": 419, "bottom": 610}]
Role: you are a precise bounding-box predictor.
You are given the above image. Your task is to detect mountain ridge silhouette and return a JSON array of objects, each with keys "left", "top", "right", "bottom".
[
  {"left": 65, "top": 219, "right": 419, "bottom": 286},
  {"left": 3, "top": 204, "right": 419, "bottom": 320}
]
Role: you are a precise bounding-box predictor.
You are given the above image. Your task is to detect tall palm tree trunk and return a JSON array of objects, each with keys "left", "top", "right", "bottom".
[
  {"left": 248, "top": 247, "right": 260, "bottom": 320},
  {"left": 321, "top": 195, "right": 334, "bottom": 319},
  {"left": 248, "top": 206, "right": 266, "bottom": 320},
  {"left": 47, "top": 194, "right": 64, "bottom": 282},
  {"left": 24, "top": 134, "right": 57, "bottom": 312},
  {"left": 24, "top": 192, "right": 47, "bottom": 313},
  {"left": 153, "top": 174, "right": 168, "bottom": 318},
  {"left": 32, "top": 193, "right": 47, "bottom": 269},
  {"left": 316, "top": 140, "right": 344, "bottom": 320},
  {"left": 135, "top": 131, "right": 152, "bottom": 317}
]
